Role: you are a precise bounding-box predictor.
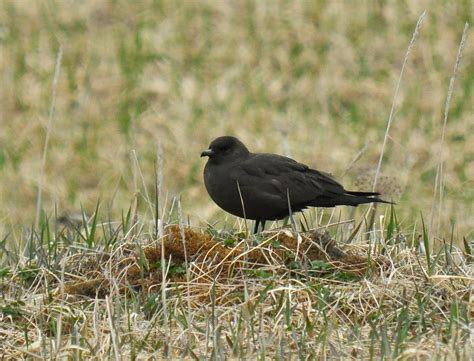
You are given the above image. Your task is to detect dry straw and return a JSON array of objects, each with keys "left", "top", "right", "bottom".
[
  {"left": 373, "top": 12, "right": 426, "bottom": 192},
  {"left": 35, "top": 47, "right": 63, "bottom": 229},
  {"left": 429, "top": 22, "right": 470, "bottom": 239}
]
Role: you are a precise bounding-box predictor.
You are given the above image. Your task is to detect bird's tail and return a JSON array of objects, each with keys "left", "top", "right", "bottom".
[
  {"left": 311, "top": 192, "right": 393, "bottom": 207},
  {"left": 346, "top": 191, "right": 380, "bottom": 197},
  {"left": 343, "top": 191, "right": 393, "bottom": 206}
]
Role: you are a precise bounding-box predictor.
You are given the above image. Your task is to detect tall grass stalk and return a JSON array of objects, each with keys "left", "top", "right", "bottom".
[
  {"left": 131, "top": 149, "right": 154, "bottom": 218},
  {"left": 178, "top": 197, "right": 193, "bottom": 349},
  {"left": 35, "top": 47, "right": 63, "bottom": 229},
  {"left": 236, "top": 180, "right": 249, "bottom": 235},
  {"left": 372, "top": 12, "right": 425, "bottom": 191},
  {"left": 106, "top": 295, "right": 121, "bottom": 361},
  {"left": 156, "top": 148, "right": 170, "bottom": 358},
  {"left": 154, "top": 142, "right": 164, "bottom": 238},
  {"left": 429, "top": 23, "right": 469, "bottom": 239}
]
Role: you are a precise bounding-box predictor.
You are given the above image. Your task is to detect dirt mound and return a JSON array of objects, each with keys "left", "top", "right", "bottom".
[{"left": 62, "top": 226, "right": 385, "bottom": 298}]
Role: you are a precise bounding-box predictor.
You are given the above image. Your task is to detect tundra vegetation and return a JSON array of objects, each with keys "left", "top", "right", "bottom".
[{"left": 0, "top": 1, "right": 472, "bottom": 359}]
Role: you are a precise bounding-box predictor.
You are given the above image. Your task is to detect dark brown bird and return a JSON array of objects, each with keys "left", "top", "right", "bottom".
[{"left": 201, "top": 136, "right": 390, "bottom": 233}]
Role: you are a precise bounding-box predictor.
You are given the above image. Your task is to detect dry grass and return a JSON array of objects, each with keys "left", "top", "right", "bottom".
[
  {"left": 0, "top": 0, "right": 473, "bottom": 359},
  {"left": 0, "top": 222, "right": 472, "bottom": 359}
]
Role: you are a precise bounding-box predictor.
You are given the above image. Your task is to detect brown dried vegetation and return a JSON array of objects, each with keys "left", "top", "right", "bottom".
[{"left": 62, "top": 226, "right": 385, "bottom": 299}]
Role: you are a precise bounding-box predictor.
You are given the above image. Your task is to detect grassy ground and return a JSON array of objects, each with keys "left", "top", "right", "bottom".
[{"left": 0, "top": 1, "right": 473, "bottom": 359}]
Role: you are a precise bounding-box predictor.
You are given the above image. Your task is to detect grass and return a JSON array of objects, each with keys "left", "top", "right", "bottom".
[
  {"left": 0, "top": 0, "right": 473, "bottom": 359},
  {"left": 0, "top": 215, "right": 472, "bottom": 358}
]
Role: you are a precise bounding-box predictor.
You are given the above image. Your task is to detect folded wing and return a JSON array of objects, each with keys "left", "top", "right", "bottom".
[{"left": 233, "top": 153, "right": 385, "bottom": 216}]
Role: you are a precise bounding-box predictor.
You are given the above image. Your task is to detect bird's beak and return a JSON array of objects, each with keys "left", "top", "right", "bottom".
[{"left": 200, "top": 149, "right": 215, "bottom": 157}]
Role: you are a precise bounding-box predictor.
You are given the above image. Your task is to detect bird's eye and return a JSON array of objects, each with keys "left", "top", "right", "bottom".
[{"left": 218, "top": 145, "right": 229, "bottom": 151}]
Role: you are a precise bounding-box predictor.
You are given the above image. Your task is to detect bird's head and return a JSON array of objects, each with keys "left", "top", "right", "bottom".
[{"left": 201, "top": 136, "right": 249, "bottom": 164}]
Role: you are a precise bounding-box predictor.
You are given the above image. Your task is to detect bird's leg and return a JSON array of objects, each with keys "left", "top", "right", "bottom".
[
  {"left": 253, "top": 220, "right": 267, "bottom": 234},
  {"left": 253, "top": 220, "right": 260, "bottom": 234}
]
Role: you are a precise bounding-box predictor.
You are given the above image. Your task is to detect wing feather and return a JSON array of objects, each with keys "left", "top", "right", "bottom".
[{"left": 233, "top": 153, "right": 347, "bottom": 211}]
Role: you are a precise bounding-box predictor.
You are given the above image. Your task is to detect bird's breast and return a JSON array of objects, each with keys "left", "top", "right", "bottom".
[
  {"left": 203, "top": 162, "right": 291, "bottom": 220},
  {"left": 204, "top": 163, "right": 245, "bottom": 217}
]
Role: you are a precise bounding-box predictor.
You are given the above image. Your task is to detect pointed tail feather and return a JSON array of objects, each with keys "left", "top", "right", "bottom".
[
  {"left": 347, "top": 190, "right": 381, "bottom": 197},
  {"left": 344, "top": 193, "right": 393, "bottom": 206},
  {"left": 310, "top": 193, "right": 394, "bottom": 207}
]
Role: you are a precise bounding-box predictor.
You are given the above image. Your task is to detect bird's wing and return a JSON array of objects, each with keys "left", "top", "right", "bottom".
[
  {"left": 229, "top": 154, "right": 287, "bottom": 206},
  {"left": 233, "top": 153, "right": 347, "bottom": 208}
]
